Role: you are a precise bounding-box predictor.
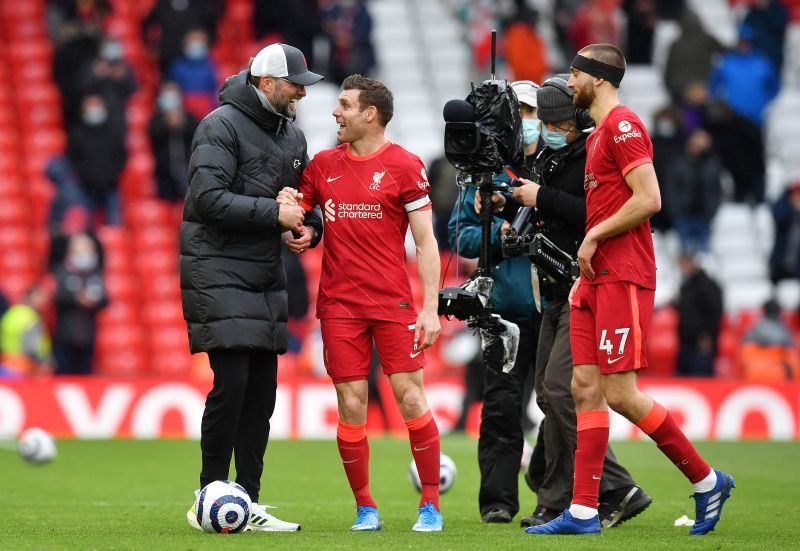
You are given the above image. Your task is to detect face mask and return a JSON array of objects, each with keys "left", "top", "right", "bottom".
[
  {"left": 522, "top": 119, "right": 540, "bottom": 146},
  {"left": 158, "top": 91, "right": 182, "bottom": 111},
  {"left": 70, "top": 252, "right": 98, "bottom": 272},
  {"left": 541, "top": 124, "right": 568, "bottom": 150},
  {"left": 656, "top": 119, "right": 677, "bottom": 138},
  {"left": 101, "top": 41, "right": 123, "bottom": 61},
  {"left": 83, "top": 107, "right": 108, "bottom": 126},
  {"left": 184, "top": 42, "right": 208, "bottom": 60}
]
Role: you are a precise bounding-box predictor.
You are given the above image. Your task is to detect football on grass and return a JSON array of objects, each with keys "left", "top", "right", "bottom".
[
  {"left": 195, "top": 480, "right": 251, "bottom": 533},
  {"left": 18, "top": 428, "right": 57, "bottom": 465},
  {"left": 409, "top": 453, "right": 457, "bottom": 494}
]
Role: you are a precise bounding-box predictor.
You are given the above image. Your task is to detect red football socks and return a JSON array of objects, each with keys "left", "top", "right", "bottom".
[
  {"left": 337, "top": 420, "right": 377, "bottom": 509},
  {"left": 636, "top": 401, "right": 711, "bottom": 483},
  {"left": 406, "top": 410, "right": 440, "bottom": 509},
  {"left": 572, "top": 410, "right": 610, "bottom": 509}
]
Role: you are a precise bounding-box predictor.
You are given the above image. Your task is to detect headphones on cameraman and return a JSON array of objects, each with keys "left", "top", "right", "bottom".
[{"left": 540, "top": 76, "right": 594, "bottom": 132}]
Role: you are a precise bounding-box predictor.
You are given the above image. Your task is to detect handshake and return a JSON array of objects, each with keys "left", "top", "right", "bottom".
[{"left": 276, "top": 187, "right": 313, "bottom": 255}]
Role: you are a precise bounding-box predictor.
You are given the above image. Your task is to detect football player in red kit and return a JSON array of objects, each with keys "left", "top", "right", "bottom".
[
  {"left": 525, "top": 43, "right": 735, "bottom": 536},
  {"left": 280, "top": 74, "right": 443, "bottom": 532}
]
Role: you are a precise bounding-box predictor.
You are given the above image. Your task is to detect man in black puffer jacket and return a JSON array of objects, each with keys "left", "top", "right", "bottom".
[{"left": 181, "top": 43, "right": 323, "bottom": 532}]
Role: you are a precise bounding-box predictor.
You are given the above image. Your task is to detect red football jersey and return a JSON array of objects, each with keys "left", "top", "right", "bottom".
[
  {"left": 584, "top": 105, "right": 656, "bottom": 290},
  {"left": 298, "top": 142, "right": 431, "bottom": 321}
]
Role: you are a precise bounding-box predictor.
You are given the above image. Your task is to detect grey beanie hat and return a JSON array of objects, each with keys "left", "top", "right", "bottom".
[{"left": 537, "top": 73, "right": 576, "bottom": 123}]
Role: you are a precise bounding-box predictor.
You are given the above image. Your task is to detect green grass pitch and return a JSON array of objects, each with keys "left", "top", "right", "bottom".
[{"left": 1, "top": 436, "right": 798, "bottom": 550}]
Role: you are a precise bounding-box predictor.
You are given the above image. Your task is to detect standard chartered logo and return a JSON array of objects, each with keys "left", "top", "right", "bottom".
[
  {"left": 324, "top": 199, "right": 336, "bottom": 222},
  {"left": 323, "top": 198, "right": 382, "bottom": 222}
]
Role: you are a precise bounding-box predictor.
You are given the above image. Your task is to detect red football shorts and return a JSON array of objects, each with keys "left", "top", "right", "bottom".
[
  {"left": 320, "top": 318, "right": 426, "bottom": 383},
  {"left": 570, "top": 281, "right": 654, "bottom": 373}
]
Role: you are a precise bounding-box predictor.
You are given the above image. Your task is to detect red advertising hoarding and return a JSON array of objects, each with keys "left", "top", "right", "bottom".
[{"left": 0, "top": 377, "right": 797, "bottom": 440}]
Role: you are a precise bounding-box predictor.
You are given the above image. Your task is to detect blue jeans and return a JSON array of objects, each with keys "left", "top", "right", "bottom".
[{"left": 674, "top": 216, "right": 710, "bottom": 254}]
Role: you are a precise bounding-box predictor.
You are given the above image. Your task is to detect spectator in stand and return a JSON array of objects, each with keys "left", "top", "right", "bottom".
[
  {"left": 769, "top": 182, "right": 800, "bottom": 282},
  {"left": 79, "top": 37, "right": 137, "bottom": 129},
  {"left": 738, "top": 299, "right": 800, "bottom": 381},
  {"left": 52, "top": 233, "right": 108, "bottom": 375},
  {"left": 569, "top": 0, "right": 620, "bottom": 51},
  {"left": 143, "top": 0, "right": 224, "bottom": 72},
  {"left": 742, "top": 0, "right": 789, "bottom": 73},
  {"left": 703, "top": 98, "right": 766, "bottom": 204},
  {"left": 622, "top": 0, "right": 658, "bottom": 63},
  {"left": 663, "top": 10, "right": 723, "bottom": 103},
  {"left": 253, "top": 0, "right": 322, "bottom": 67},
  {"left": 664, "top": 129, "right": 723, "bottom": 254},
  {"left": 167, "top": 28, "right": 219, "bottom": 120},
  {"left": 649, "top": 106, "right": 685, "bottom": 232},
  {"left": 0, "top": 286, "right": 53, "bottom": 377},
  {"left": 149, "top": 81, "right": 199, "bottom": 203},
  {"left": 52, "top": 19, "right": 104, "bottom": 127},
  {"left": 45, "top": 155, "right": 91, "bottom": 234},
  {"left": 322, "top": 0, "right": 376, "bottom": 83},
  {"left": 426, "top": 154, "right": 459, "bottom": 250},
  {"left": 708, "top": 23, "right": 779, "bottom": 129},
  {"left": 675, "top": 253, "right": 723, "bottom": 377},
  {"left": 67, "top": 92, "right": 127, "bottom": 226},
  {"left": 504, "top": 7, "right": 549, "bottom": 84}
]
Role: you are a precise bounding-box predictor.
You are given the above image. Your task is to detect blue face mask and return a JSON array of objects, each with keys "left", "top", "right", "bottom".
[
  {"left": 522, "top": 119, "right": 540, "bottom": 146},
  {"left": 541, "top": 124, "right": 568, "bottom": 150}
]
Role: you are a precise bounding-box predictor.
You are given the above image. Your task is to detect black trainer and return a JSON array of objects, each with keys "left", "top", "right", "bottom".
[
  {"left": 598, "top": 485, "right": 652, "bottom": 528},
  {"left": 481, "top": 507, "right": 512, "bottom": 523},
  {"left": 520, "top": 505, "right": 559, "bottom": 527}
]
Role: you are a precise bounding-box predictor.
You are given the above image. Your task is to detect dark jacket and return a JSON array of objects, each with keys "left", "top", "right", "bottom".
[
  {"left": 67, "top": 116, "right": 127, "bottom": 195},
  {"left": 502, "top": 135, "right": 587, "bottom": 298},
  {"left": 676, "top": 269, "right": 723, "bottom": 351},
  {"left": 53, "top": 266, "right": 108, "bottom": 349},
  {"left": 180, "top": 70, "right": 322, "bottom": 354},
  {"left": 664, "top": 152, "right": 723, "bottom": 221}
]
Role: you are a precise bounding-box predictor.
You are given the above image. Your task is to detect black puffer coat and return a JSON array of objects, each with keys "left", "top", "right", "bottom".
[{"left": 180, "top": 70, "right": 322, "bottom": 354}]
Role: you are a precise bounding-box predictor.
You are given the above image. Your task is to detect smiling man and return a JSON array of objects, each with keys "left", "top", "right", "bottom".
[
  {"left": 181, "top": 42, "right": 323, "bottom": 533},
  {"left": 524, "top": 43, "right": 735, "bottom": 537},
  {"left": 280, "top": 74, "right": 443, "bottom": 533}
]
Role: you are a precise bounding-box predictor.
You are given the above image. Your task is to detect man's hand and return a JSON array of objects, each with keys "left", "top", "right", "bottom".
[
  {"left": 414, "top": 308, "right": 441, "bottom": 350},
  {"left": 278, "top": 203, "right": 305, "bottom": 232},
  {"left": 277, "top": 187, "right": 301, "bottom": 206},
  {"left": 500, "top": 220, "right": 511, "bottom": 235},
  {"left": 475, "top": 190, "right": 506, "bottom": 214},
  {"left": 286, "top": 225, "right": 314, "bottom": 254},
  {"left": 512, "top": 178, "right": 540, "bottom": 207},
  {"left": 568, "top": 277, "right": 581, "bottom": 306},
  {"left": 577, "top": 233, "right": 598, "bottom": 281}
]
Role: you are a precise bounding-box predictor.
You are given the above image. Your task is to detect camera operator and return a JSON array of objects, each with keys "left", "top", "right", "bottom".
[
  {"left": 447, "top": 80, "right": 543, "bottom": 524},
  {"left": 496, "top": 75, "right": 651, "bottom": 529}
]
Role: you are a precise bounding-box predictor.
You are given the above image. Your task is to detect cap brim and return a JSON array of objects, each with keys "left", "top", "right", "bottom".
[{"left": 285, "top": 70, "right": 324, "bottom": 86}]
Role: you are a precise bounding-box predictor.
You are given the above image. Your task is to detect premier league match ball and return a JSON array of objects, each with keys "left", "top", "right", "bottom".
[
  {"left": 18, "top": 428, "right": 57, "bottom": 465},
  {"left": 195, "top": 480, "right": 252, "bottom": 534},
  {"left": 409, "top": 453, "right": 457, "bottom": 495}
]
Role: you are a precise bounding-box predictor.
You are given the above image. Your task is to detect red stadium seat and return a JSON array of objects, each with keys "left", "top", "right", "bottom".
[
  {"left": 142, "top": 300, "right": 184, "bottom": 328},
  {"left": 133, "top": 226, "right": 178, "bottom": 252},
  {"left": 97, "top": 225, "right": 133, "bottom": 252},
  {"left": 104, "top": 273, "right": 139, "bottom": 303},
  {"left": 0, "top": 199, "right": 30, "bottom": 226},
  {"left": 97, "top": 301, "right": 140, "bottom": 328},
  {"left": 95, "top": 324, "right": 145, "bottom": 355},
  {"left": 96, "top": 349, "right": 148, "bottom": 375},
  {"left": 125, "top": 199, "right": 174, "bottom": 228},
  {"left": 0, "top": 227, "right": 30, "bottom": 250},
  {"left": 150, "top": 350, "right": 191, "bottom": 376},
  {"left": 140, "top": 273, "right": 180, "bottom": 302}
]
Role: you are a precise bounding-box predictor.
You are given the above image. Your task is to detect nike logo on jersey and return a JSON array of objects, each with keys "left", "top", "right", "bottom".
[
  {"left": 413, "top": 446, "right": 431, "bottom": 452},
  {"left": 327, "top": 176, "right": 342, "bottom": 183},
  {"left": 592, "top": 475, "right": 601, "bottom": 480},
  {"left": 607, "top": 356, "right": 624, "bottom": 365},
  {"left": 410, "top": 350, "right": 422, "bottom": 359}
]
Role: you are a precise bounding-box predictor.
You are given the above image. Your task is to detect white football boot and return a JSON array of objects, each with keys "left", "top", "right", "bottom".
[
  {"left": 186, "top": 490, "right": 201, "bottom": 531},
  {"left": 245, "top": 503, "right": 301, "bottom": 532}
]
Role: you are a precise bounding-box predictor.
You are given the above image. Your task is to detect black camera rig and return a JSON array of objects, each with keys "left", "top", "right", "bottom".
[{"left": 501, "top": 206, "right": 579, "bottom": 283}]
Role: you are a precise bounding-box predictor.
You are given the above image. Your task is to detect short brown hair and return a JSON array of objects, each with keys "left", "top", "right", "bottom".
[
  {"left": 342, "top": 74, "right": 394, "bottom": 126},
  {"left": 578, "top": 43, "right": 626, "bottom": 71}
]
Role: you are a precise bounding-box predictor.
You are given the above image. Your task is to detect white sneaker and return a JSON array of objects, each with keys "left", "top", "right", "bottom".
[
  {"left": 187, "top": 490, "right": 201, "bottom": 531},
  {"left": 245, "top": 503, "right": 301, "bottom": 532}
]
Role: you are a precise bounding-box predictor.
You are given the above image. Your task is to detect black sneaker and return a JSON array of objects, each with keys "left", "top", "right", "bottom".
[
  {"left": 481, "top": 507, "right": 512, "bottom": 523},
  {"left": 598, "top": 485, "right": 652, "bottom": 528},
  {"left": 520, "top": 505, "right": 558, "bottom": 527}
]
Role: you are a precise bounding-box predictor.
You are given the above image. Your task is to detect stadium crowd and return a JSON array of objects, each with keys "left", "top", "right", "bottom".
[{"left": 0, "top": 0, "right": 798, "bottom": 387}]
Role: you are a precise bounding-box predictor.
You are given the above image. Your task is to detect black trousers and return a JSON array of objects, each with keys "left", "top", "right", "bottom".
[
  {"left": 529, "top": 298, "right": 636, "bottom": 510},
  {"left": 200, "top": 349, "right": 278, "bottom": 503},
  {"left": 478, "top": 317, "right": 540, "bottom": 517}
]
